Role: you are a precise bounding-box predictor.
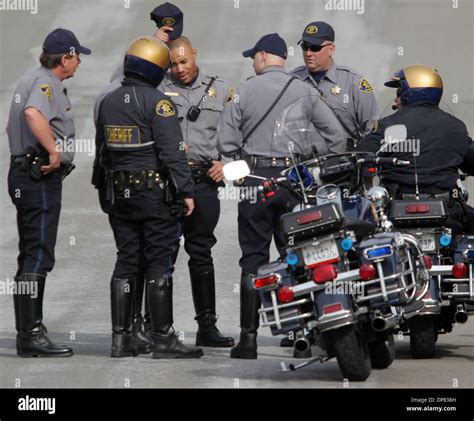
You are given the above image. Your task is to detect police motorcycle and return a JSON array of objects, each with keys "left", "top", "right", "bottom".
[
  {"left": 387, "top": 172, "right": 474, "bottom": 358},
  {"left": 223, "top": 96, "right": 429, "bottom": 381}
]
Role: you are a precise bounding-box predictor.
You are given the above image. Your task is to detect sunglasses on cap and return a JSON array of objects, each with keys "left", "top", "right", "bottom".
[{"left": 300, "top": 42, "right": 332, "bottom": 52}]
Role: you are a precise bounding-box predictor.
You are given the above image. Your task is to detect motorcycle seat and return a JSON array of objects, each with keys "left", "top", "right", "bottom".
[{"left": 344, "top": 218, "right": 376, "bottom": 241}]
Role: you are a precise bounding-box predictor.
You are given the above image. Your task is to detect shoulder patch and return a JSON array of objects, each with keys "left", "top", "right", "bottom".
[
  {"left": 156, "top": 100, "right": 176, "bottom": 117},
  {"left": 40, "top": 84, "right": 52, "bottom": 101},
  {"left": 359, "top": 78, "right": 373, "bottom": 93},
  {"left": 225, "top": 87, "right": 235, "bottom": 104}
]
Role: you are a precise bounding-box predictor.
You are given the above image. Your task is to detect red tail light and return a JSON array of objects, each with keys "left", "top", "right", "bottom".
[
  {"left": 323, "top": 303, "right": 343, "bottom": 315},
  {"left": 423, "top": 255, "right": 433, "bottom": 270},
  {"left": 254, "top": 274, "right": 279, "bottom": 289},
  {"left": 405, "top": 204, "right": 430, "bottom": 214},
  {"left": 277, "top": 286, "right": 294, "bottom": 303},
  {"left": 313, "top": 264, "right": 338, "bottom": 284},
  {"left": 359, "top": 263, "right": 376, "bottom": 281},
  {"left": 452, "top": 263, "right": 468, "bottom": 279},
  {"left": 297, "top": 211, "right": 322, "bottom": 225}
]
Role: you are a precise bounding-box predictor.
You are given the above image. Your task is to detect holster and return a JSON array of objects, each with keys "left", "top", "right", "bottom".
[{"left": 23, "top": 147, "right": 48, "bottom": 181}]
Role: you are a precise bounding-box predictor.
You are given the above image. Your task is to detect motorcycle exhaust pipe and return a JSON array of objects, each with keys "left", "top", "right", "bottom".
[
  {"left": 454, "top": 305, "right": 468, "bottom": 324},
  {"left": 293, "top": 337, "right": 311, "bottom": 359},
  {"left": 372, "top": 316, "right": 387, "bottom": 332}
]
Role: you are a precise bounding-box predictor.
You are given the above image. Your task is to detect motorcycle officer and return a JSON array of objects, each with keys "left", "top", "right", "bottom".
[
  {"left": 357, "top": 65, "right": 474, "bottom": 230},
  {"left": 95, "top": 36, "right": 203, "bottom": 359}
]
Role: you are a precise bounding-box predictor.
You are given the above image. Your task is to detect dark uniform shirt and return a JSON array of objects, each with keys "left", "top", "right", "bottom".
[
  {"left": 7, "top": 66, "right": 75, "bottom": 164},
  {"left": 357, "top": 103, "right": 473, "bottom": 192},
  {"left": 290, "top": 61, "right": 379, "bottom": 142},
  {"left": 96, "top": 77, "right": 194, "bottom": 198}
]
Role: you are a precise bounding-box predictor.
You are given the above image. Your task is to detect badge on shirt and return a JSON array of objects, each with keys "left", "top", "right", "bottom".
[
  {"left": 156, "top": 100, "right": 176, "bottom": 117},
  {"left": 225, "top": 87, "right": 235, "bottom": 104},
  {"left": 164, "top": 91, "right": 179, "bottom": 97},
  {"left": 371, "top": 120, "right": 379, "bottom": 133},
  {"left": 40, "top": 84, "right": 52, "bottom": 101},
  {"left": 359, "top": 78, "right": 373, "bottom": 93},
  {"left": 330, "top": 85, "right": 342, "bottom": 95},
  {"left": 208, "top": 86, "right": 217, "bottom": 98}
]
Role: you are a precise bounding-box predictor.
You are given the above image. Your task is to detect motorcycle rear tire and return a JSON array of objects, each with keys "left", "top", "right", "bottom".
[
  {"left": 369, "top": 332, "right": 395, "bottom": 369},
  {"left": 409, "top": 315, "right": 436, "bottom": 359},
  {"left": 325, "top": 325, "right": 371, "bottom": 381}
]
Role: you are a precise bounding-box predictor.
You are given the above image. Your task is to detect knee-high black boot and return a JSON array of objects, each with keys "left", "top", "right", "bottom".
[
  {"left": 190, "top": 268, "right": 234, "bottom": 347},
  {"left": 16, "top": 274, "right": 73, "bottom": 358},
  {"left": 131, "top": 271, "right": 152, "bottom": 354},
  {"left": 147, "top": 274, "right": 203, "bottom": 359},
  {"left": 230, "top": 273, "right": 260, "bottom": 359},
  {"left": 111, "top": 276, "right": 138, "bottom": 358}
]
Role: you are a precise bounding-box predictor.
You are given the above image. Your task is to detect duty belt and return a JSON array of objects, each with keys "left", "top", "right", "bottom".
[
  {"left": 110, "top": 170, "right": 162, "bottom": 193},
  {"left": 188, "top": 159, "right": 213, "bottom": 184},
  {"left": 253, "top": 156, "right": 294, "bottom": 169}
]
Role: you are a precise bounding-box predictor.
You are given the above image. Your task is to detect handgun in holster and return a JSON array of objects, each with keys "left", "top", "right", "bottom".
[{"left": 23, "top": 146, "right": 48, "bottom": 181}]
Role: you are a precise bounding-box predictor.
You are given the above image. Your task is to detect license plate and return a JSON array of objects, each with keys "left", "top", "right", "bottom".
[
  {"left": 419, "top": 234, "right": 436, "bottom": 252},
  {"left": 302, "top": 239, "right": 339, "bottom": 266}
]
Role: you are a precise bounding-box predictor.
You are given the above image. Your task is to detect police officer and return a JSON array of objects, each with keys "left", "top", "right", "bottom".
[
  {"left": 290, "top": 21, "right": 379, "bottom": 147},
  {"left": 7, "top": 28, "right": 91, "bottom": 357},
  {"left": 158, "top": 36, "right": 234, "bottom": 347},
  {"left": 217, "top": 33, "right": 346, "bottom": 359},
  {"left": 357, "top": 65, "right": 474, "bottom": 228},
  {"left": 96, "top": 2, "right": 185, "bottom": 353},
  {"left": 95, "top": 36, "right": 203, "bottom": 359}
]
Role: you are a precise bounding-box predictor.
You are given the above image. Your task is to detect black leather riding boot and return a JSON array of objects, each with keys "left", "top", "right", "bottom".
[
  {"left": 230, "top": 272, "right": 260, "bottom": 359},
  {"left": 190, "top": 268, "right": 234, "bottom": 347},
  {"left": 16, "top": 274, "right": 73, "bottom": 358},
  {"left": 111, "top": 276, "right": 138, "bottom": 358},
  {"left": 131, "top": 272, "right": 152, "bottom": 354},
  {"left": 147, "top": 274, "right": 203, "bottom": 359}
]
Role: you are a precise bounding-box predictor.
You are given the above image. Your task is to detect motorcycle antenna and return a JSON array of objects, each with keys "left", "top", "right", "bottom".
[
  {"left": 287, "top": 142, "right": 309, "bottom": 206},
  {"left": 413, "top": 153, "right": 420, "bottom": 200}
]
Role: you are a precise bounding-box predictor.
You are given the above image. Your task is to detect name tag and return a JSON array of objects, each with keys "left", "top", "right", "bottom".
[{"left": 105, "top": 125, "right": 141, "bottom": 147}]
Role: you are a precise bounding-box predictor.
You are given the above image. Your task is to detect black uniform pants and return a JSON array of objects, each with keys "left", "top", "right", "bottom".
[
  {"left": 8, "top": 163, "right": 62, "bottom": 277},
  {"left": 182, "top": 181, "right": 220, "bottom": 273},
  {"left": 238, "top": 167, "right": 297, "bottom": 275},
  {"left": 109, "top": 189, "right": 180, "bottom": 280}
]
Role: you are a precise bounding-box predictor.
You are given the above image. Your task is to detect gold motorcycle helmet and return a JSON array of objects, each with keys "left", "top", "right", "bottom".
[
  {"left": 124, "top": 36, "right": 170, "bottom": 87},
  {"left": 384, "top": 65, "right": 443, "bottom": 106}
]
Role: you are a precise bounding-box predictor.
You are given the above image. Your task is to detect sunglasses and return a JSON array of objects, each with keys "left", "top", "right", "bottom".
[{"left": 300, "top": 42, "right": 332, "bottom": 52}]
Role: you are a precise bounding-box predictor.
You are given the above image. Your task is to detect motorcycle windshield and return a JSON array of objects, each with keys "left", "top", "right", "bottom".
[{"left": 272, "top": 94, "right": 335, "bottom": 159}]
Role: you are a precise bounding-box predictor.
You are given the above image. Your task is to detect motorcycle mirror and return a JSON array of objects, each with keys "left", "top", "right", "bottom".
[
  {"left": 378, "top": 124, "right": 408, "bottom": 154},
  {"left": 223, "top": 160, "right": 251, "bottom": 181}
]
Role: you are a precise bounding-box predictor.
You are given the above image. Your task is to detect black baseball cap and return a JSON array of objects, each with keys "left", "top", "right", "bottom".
[
  {"left": 298, "top": 21, "right": 335, "bottom": 46},
  {"left": 242, "top": 33, "right": 287, "bottom": 59},
  {"left": 150, "top": 2, "right": 183, "bottom": 41},
  {"left": 42, "top": 28, "right": 91, "bottom": 55}
]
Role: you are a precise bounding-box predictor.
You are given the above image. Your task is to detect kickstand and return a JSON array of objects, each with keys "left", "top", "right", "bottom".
[{"left": 280, "top": 353, "right": 330, "bottom": 372}]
